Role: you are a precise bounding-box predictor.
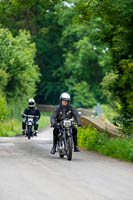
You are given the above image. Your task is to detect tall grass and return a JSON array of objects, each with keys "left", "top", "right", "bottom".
[
  {"left": 38, "top": 113, "right": 50, "bottom": 129},
  {"left": 101, "top": 104, "right": 118, "bottom": 123},
  {"left": 0, "top": 112, "right": 50, "bottom": 137},
  {"left": 77, "top": 125, "right": 133, "bottom": 162},
  {"left": 0, "top": 119, "right": 21, "bottom": 137}
]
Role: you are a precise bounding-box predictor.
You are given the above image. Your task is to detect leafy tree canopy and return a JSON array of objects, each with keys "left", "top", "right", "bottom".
[{"left": 0, "top": 27, "right": 40, "bottom": 118}]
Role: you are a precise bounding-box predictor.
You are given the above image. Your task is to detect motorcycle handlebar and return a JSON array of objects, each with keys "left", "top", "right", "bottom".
[
  {"left": 54, "top": 121, "right": 78, "bottom": 127},
  {"left": 22, "top": 114, "right": 39, "bottom": 119}
]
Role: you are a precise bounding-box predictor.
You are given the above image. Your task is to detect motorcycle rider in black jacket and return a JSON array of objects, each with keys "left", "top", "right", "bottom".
[
  {"left": 22, "top": 98, "right": 41, "bottom": 136},
  {"left": 50, "top": 92, "right": 82, "bottom": 154}
]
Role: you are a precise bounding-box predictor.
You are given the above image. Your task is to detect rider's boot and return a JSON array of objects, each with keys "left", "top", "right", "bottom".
[
  {"left": 73, "top": 133, "right": 80, "bottom": 152},
  {"left": 34, "top": 130, "right": 38, "bottom": 136},
  {"left": 22, "top": 129, "right": 26, "bottom": 135},
  {"left": 50, "top": 135, "right": 57, "bottom": 154},
  {"left": 74, "top": 145, "right": 80, "bottom": 152}
]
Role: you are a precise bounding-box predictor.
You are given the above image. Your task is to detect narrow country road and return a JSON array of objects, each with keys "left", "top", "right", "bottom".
[{"left": 0, "top": 126, "right": 133, "bottom": 200}]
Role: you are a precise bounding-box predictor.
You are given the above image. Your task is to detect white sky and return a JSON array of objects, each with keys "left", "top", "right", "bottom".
[{"left": 63, "top": 1, "right": 74, "bottom": 8}]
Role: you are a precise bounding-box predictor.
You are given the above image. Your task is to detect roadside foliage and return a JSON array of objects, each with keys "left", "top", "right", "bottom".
[
  {"left": 0, "top": 27, "right": 39, "bottom": 135},
  {"left": 74, "top": 0, "right": 133, "bottom": 133},
  {"left": 0, "top": 0, "right": 133, "bottom": 134},
  {"left": 78, "top": 126, "right": 133, "bottom": 162}
]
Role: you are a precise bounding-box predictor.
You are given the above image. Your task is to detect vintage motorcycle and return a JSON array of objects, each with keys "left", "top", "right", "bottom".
[
  {"left": 23, "top": 114, "right": 39, "bottom": 140},
  {"left": 57, "top": 118, "right": 76, "bottom": 161}
]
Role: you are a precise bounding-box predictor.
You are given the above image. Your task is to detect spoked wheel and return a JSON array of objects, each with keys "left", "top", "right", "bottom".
[
  {"left": 58, "top": 139, "right": 65, "bottom": 159},
  {"left": 27, "top": 126, "right": 32, "bottom": 140},
  {"left": 67, "top": 136, "right": 72, "bottom": 161}
]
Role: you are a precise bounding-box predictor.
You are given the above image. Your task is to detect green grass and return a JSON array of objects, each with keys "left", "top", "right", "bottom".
[
  {"left": 77, "top": 125, "right": 133, "bottom": 162},
  {"left": 0, "top": 119, "right": 21, "bottom": 137},
  {"left": 38, "top": 113, "right": 50, "bottom": 129},
  {"left": 101, "top": 104, "right": 118, "bottom": 123},
  {"left": 0, "top": 112, "right": 50, "bottom": 137}
]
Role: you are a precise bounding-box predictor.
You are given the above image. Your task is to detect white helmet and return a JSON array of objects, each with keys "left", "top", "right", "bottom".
[
  {"left": 28, "top": 98, "right": 35, "bottom": 107},
  {"left": 60, "top": 92, "right": 71, "bottom": 102}
]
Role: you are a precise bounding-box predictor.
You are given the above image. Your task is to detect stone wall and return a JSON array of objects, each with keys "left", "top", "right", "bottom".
[{"left": 38, "top": 104, "right": 121, "bottom": 137}]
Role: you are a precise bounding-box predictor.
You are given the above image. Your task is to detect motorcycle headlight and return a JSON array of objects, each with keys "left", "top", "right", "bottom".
[
  {"left": 63, "top": 120, "right": 71, "bottom": 128},
  {"left": 28, "top": 118, "right": 33, "bottom": 122}
]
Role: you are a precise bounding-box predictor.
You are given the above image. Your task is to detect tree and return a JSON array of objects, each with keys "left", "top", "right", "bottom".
[
  {"left": 0, "top": 0, "right": 64, "bottom": 105},
  {"left": 73, "top": 81, "right": 97, "bottom": 108},
  {"left": 0, "top": 0, "right": 112, "bottom": 108},
  {"left": 74, "top": 0, "right": 133, "bottom": 133},
  {"left": 0, "top": 27, "right": 39, "bottom": 110},
  {"left": 57, "top": 13, "right": 111, "bottom": 105}
]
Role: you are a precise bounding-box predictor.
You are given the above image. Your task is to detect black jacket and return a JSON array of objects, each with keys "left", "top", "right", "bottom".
[
  {"left": 22, "top": 107, "right": 41, "bottom": 119},
  {"left": 50, "top": 104, "right": 81, "bottom": 126}
]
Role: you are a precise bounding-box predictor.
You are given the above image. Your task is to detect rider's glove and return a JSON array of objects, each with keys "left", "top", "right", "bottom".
[
  {"left": 77, "top": 123, "right": 82, "bottom": 127},
  {"left": 22, "top": 113, "right": 25, "bottom": 118},
  {"left": 55, "top": 124, "right": 60, "bottom": 129},
  {"left": 35, "top": 116, "right": 39, "bottom": 121},
  {"left": 52, "top": 124, "right": 60, "bottom": 129},
  {"left": 51, "top": 123, "right": 56, "bottom": 128}
]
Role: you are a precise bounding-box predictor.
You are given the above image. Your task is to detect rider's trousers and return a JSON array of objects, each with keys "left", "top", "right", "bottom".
[
  {"left": 22, "top": 120, "right": 38, "bottom": 131},
  {"left": 53, "top": 127, "right": 78, "bottom": 146}
]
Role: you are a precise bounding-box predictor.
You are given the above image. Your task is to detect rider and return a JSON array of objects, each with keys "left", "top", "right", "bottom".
[
  {"left": 22, "top": 98, "right": 41, "bottom": 136},
  {"left": 50, "top": 92, "right": 82, "bottom": 154}
]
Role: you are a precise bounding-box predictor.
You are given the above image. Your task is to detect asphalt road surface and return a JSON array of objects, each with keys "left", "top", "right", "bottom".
[{"left": 0, "top": 126, "right": 133, "bottom": 200}]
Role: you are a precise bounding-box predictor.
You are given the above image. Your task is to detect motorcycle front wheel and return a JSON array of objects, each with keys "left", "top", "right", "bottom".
[
  {"left": 27, "top": 125, "right": 32, "bottom": 140},
  {"left": 67, "top": 136, "right": 72, "bottom": 161},
  {"left": 58, "top": 138, "right": 65, "bottom": 159},
  {"left": 60, "top": 154, "right": 64, "bottom": 158}
]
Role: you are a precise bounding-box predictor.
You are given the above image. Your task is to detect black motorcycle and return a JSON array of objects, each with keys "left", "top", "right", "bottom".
[
  {"left": 57, "top": 118, "right": 76, "bottom": 161},
  {"left": 23, "top": 114, "right": 39, "bottom": 140}
]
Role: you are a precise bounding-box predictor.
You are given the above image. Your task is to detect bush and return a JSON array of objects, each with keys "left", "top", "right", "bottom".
[
  {"left": 101, "top": 104, "right": 119, "bottom": 123},
  {"left": 78, "top": 125, "right": 101, "bottom": 150},
  {"left": 0, "top": 119, "right": 21, "bottom": 137},
  {"left": 0, "top": 28, "right": 40, "bottom": 114},
  {"left": 0, "top": 95, "right": 8, "bottom": 121},
  {"left": 0, "top": 112, "right": 50, "bottom": 137},
  {"left": 38, "top": 113, "right": 50, "bottom": 129},
  {"left": 77, "top": 125, "right": 133, "bottom": 162},
  {"left": 73, "top": 81, "right": 97, "bottom": 108}
]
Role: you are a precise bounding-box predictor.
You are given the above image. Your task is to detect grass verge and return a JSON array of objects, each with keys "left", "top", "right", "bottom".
[
  {"left": 77, "top": 125, "right": 133, "bottom": 162},
  {"left": 0, "top": 119, "right": 21, "bottom": 137},
  {"left": 0, "top": 113, "right": 50, "bottom": 137},
  {"left": 38, "top": 113, "right": 50, "bottom": 129}
]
